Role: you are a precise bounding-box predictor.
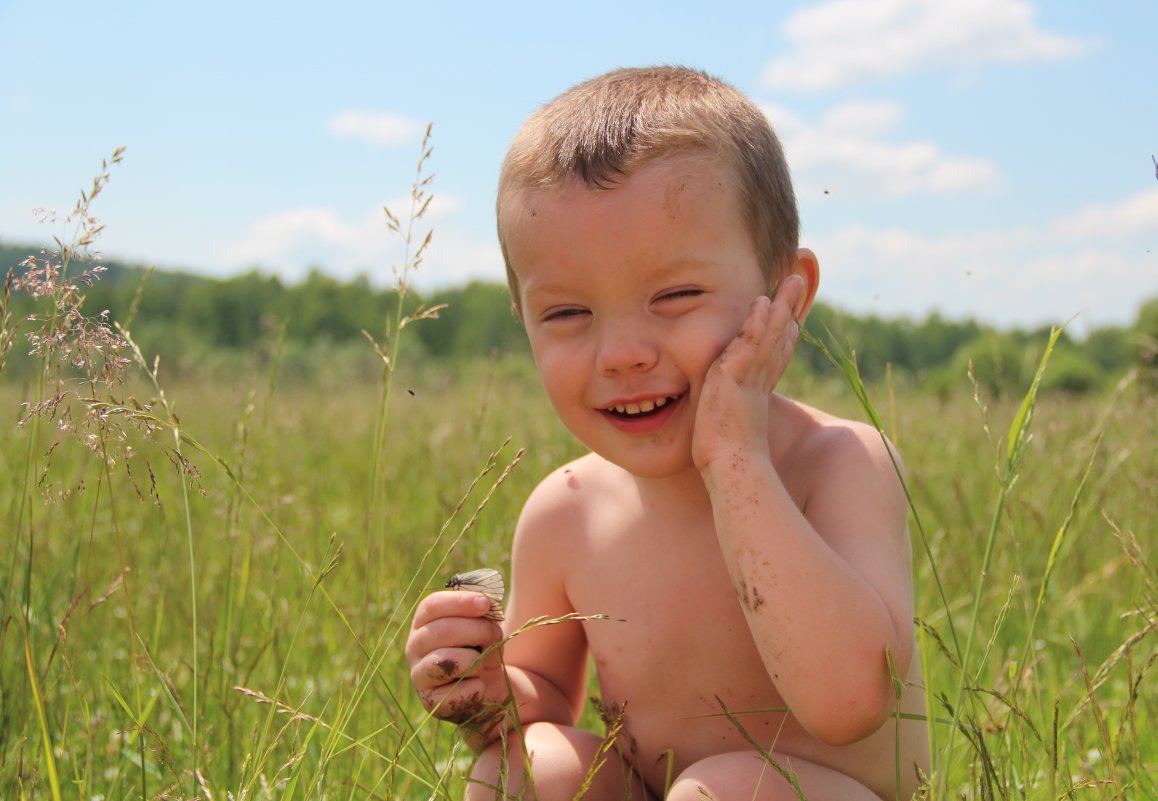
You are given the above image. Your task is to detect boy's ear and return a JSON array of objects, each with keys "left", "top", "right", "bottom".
[
  {"left": 510, "top": 299, "right": 526, "bottom": 327},
  {"left": 775, "top": 248, "right": 820, "bottom": 321}
]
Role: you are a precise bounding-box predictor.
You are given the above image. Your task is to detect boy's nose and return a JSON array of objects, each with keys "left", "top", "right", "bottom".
[{"left": 594, "top": 320, "right": 659, "bottom": 376}]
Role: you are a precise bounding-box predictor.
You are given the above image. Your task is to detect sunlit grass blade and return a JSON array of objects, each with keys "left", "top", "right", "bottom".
[
  {"left": 713, "top": 695, "right": 806, "bottom": 800},
  {"left": 1016, "top": 436, "right": 1100, "bottom": 688},
  {"left": 23, "top": 621, "right": 63, "bottom": 801}
]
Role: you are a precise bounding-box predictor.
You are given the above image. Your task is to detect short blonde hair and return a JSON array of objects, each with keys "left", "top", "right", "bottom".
[{"left": 497, "top": 66, "right": 799, "bottom": 304}]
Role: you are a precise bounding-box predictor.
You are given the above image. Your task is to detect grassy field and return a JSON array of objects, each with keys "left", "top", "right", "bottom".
[
  {"left": 2, "top": 149, "right": 1155, "bottom": 799},
  {"left": 2, "top": 334, "right": 1154, "bottom": 799}
]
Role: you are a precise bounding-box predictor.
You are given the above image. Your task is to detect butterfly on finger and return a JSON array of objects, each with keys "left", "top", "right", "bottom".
[{"left": 445, "top": 568, "right": 505, "bottom": 621}]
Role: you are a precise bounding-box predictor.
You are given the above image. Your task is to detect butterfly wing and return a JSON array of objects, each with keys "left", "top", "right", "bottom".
[{"left": 445, "top": 568, "right": 505, "bottom": 621}]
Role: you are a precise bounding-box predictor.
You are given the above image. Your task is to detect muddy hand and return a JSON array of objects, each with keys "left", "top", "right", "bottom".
[
  {"left": 691, "top": 275, "right": 804, "bottom": 471},
  {"left": 406, "top": 590, "right": 505, "bottom": 723}
]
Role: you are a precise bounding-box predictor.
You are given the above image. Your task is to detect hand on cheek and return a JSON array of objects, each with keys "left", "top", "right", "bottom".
[{"left": 691, "top": 275, "right": 804, "bottom": 472}]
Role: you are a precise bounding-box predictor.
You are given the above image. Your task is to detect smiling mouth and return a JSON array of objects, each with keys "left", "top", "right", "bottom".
[{"left": 605, "top": 395, "right": 679, "bottom": 418}]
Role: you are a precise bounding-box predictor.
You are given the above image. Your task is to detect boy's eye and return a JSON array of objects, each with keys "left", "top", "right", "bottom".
[
  {"left": 658, "top": 288, "right": 704, "bottom": 302},
  {"left": 542, "top": 307, "right": 589, "bottom": 322}
]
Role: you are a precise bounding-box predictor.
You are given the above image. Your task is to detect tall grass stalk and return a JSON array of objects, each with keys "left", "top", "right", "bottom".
[
  {"left": 119, "top": 324, "right": 204, "bottom": 793},
  {"left": 365, "top": 123, "right": 447, "bottom": 619},
  {"left": 23, "top": 614, "right": 63, "bottom": 801},
  {"left": 5, "top": 148, "right": 159, "bottom": 798}
]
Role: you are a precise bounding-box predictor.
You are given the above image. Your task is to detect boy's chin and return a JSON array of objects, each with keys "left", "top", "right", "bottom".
[{"left": 591, "top": 447, "right": 698, "bottom": 481}]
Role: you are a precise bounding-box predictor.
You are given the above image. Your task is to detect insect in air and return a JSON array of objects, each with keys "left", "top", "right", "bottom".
[{"left": 446, "top": 568, "right": 505, "bottom": 621}]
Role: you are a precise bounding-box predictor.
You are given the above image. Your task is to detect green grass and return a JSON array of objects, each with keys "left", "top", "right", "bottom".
[
  {"left": 800, "top": 326, "right": 1156, "bottom": 799},
  {"left": 0, "top": 354, "right": 572, "bottom": 798},
  {"left": 2, "top": 150, "right": 1154, "bottom": 800},
  {"left": 3, "top": 355, "right": 1153, "bottom": 799}
]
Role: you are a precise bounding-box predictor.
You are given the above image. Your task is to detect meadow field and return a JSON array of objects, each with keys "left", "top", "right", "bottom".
[
  {"left": 2, "top": 334, "right": 1154, "bottom": 799},
  {"left": 2, "top": 149, "right": 1154, "bottom": 800}
]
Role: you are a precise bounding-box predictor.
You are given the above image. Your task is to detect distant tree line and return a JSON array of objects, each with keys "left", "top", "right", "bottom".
[{"left": 2, "top": 242, "right": 1155, "bottom": 395}]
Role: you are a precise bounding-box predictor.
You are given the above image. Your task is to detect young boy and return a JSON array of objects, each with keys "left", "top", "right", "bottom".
[{"left": 407, "top": 66, "right": 929, "bottom": 801}]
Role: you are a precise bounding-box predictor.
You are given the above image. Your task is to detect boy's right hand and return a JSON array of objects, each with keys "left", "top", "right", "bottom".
[
  {"left": 692, "top": 277, "right": 803, "bottom": 473},
  {"left": 406, "top": 591, "right": 506, "bottom": 725}
]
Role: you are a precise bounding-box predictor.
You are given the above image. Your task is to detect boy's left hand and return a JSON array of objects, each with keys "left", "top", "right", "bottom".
[{"left": 691, "top": 275, "right": 804, "bottom": 472}]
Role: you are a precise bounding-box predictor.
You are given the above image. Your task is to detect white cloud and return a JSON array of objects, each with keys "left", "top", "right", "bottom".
[
  {"left": 219, "top": 194, "right": 504, "bottom": 288},
  {"left": 764, "top": 0, "right": 1094, "bottom": 90},
  {"left": 327, "top": 111, "right": 425, "bottom": 146},
  {"left": 220, "top": 206, "right": 385, "bottom": 274},
  {"left": 822, "top": 101, "right": 904, "bottom": 135},
  {"left": 412, "top": 229, "right": 506, "bottom": 290},
  {"left": 810, "top": 195, "right": 1156, "bottom": 329},
  {"left": 1047, "top": 187, "right": 1158, "bottom": 240},
  {"left": 762, "top": 100, "right": 1001, "bottom": 197}
]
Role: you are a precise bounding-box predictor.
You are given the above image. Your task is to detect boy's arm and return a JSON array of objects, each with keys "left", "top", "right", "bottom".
[
  {"left": 693, "top": 285, "right": 915, "bottom": 747},
  {"left": 499, "top": 468, "right": 592, "bottom": 727},
  {"left": 407, "top": 470, "right": 589, "bottom": 752}
]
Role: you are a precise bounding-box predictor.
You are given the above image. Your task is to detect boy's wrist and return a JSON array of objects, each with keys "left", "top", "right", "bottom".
[
  {"left": 700, "top": 459, "right": 778, "bottom": 505},
  {"left": 695, "top": 439, "right": 774, "bottom": 481}
]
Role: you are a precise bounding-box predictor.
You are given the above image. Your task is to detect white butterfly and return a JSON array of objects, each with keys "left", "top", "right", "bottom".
[{"left": 445, "top": 568, "right": 505, "bottom": 621}]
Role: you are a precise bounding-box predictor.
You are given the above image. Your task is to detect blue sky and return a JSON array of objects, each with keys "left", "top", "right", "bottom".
[{"left": 2, "top": 0, "right": 1155, "bottom": 332}]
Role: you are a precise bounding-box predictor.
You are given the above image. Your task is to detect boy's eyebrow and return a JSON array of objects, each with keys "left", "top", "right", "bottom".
[
  {"left": 517, "top": 271, "right": 564, "bottom": 297},
  {"left": 645, "top": 258, "right": 719, "bottom": 281},
  {"left": 516, "top": 273, "right": 571, "bottom": 310}
]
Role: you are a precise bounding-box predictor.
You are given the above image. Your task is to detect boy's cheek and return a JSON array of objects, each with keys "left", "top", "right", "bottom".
[{"left": 707, "top": 312, "right": 750, "bottom": 361}]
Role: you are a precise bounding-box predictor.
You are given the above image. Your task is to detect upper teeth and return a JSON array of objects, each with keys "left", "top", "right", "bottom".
[{"left": 613, "top": 397, "right": 669, "bottom": 415}]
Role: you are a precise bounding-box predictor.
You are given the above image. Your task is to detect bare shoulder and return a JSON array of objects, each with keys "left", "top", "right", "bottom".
[
  {"left": 772, "top": 397, "right": 908, "bottom": 542},
  {"left": 519, "top": 453, "right": 627, "bottom": 520},
  {"left": 513, "top": 452, "right": 632, "bottom": 555},
  {"left": 775, "top": 396, "right": 901, "bottom": 479}
]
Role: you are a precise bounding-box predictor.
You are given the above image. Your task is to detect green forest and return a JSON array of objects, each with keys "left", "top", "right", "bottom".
[{"left": 2, "top": 241, "right": 1155, "bottom": 396}]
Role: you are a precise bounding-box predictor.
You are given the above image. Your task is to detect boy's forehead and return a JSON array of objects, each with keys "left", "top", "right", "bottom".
[
  {"left": 503, "top": 153, "right": 738, "bottom": 221},
  {"left": 504, "top": 154, "right": 762, "bottom": 298}
]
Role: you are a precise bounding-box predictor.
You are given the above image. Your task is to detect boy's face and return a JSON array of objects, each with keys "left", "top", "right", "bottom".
[{"left": 503, "top": 155, "right": 770, "bottom": 479}]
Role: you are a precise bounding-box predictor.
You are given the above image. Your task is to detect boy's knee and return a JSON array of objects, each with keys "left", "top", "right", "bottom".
[
  {"left": 669, "top": 752, "right": 880, "bottom": 801},
  {"left": 465, "top": 722, "right": 611, "bottom": 801},
  {"left": 668, "top": 753, "right": 764, "bottom": 801}
]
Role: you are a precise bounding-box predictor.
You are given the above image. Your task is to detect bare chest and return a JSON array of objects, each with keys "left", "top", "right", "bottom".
[
  {"left": 565, "top": 504, "right": 796, "bottom": 764},
  {"left": 549, "top": 457, "right": 924, "bottom": 797}
]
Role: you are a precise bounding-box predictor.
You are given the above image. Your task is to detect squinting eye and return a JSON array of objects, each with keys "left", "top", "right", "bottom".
[
  {"left": 660, "top": 289, "right": 703, "bottom": 301},
  {"left": 542, "top": 307, "right": 588, "bottom": 322}
]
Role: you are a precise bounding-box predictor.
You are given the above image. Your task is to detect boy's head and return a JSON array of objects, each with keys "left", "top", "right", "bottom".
[{"left": 497, "top": 66, "right": 799, "bottom": 311}]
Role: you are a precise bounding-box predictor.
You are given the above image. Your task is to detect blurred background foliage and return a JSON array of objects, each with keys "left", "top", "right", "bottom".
[{"left": 3, "top": 241, "right": 1155, "bottom": 396}]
